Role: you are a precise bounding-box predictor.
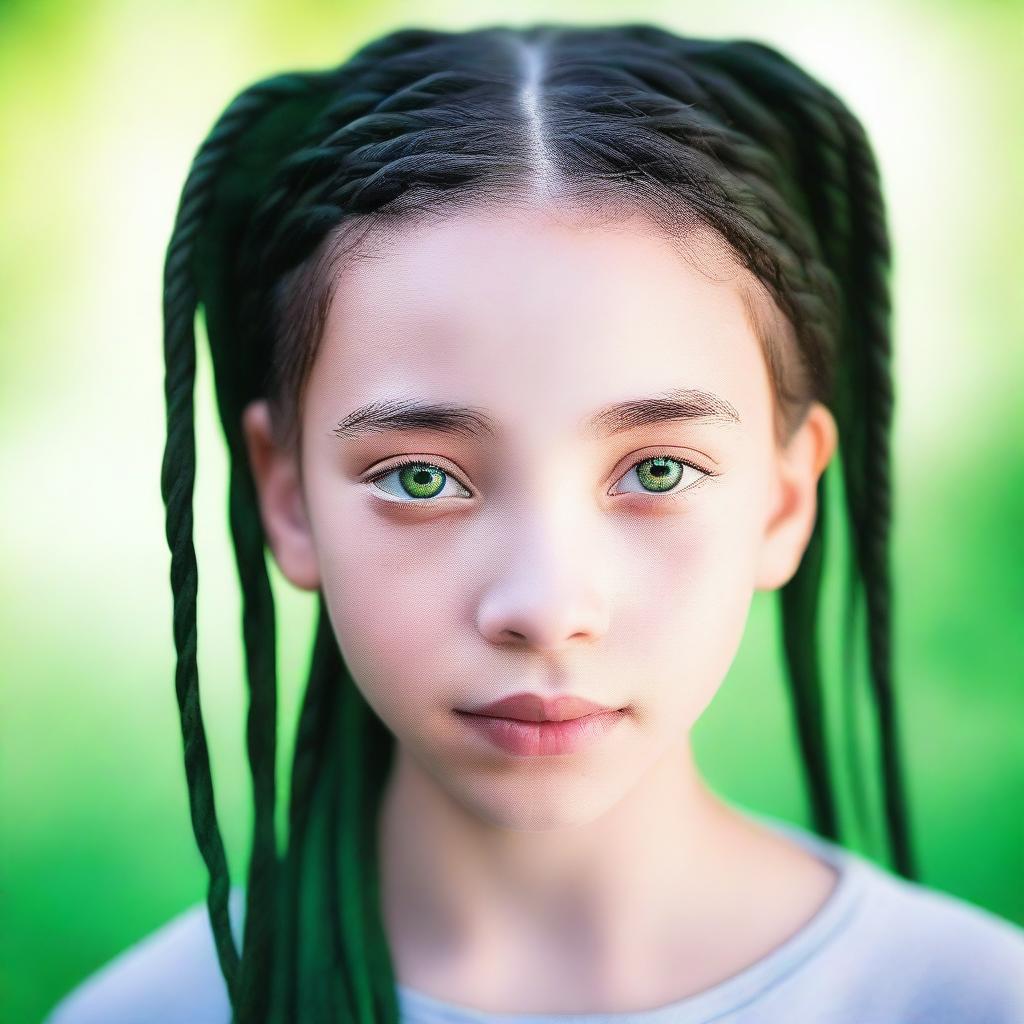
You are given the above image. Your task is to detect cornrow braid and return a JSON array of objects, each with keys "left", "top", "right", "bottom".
[
  {"left": 605, "top": 26, "right": 914, "bottom": 872},
  {"left": 681, "top": 37, "right": 916, "bottom": 878},
  {"left": 653, "top": 37, "right": 876, "bottom": 861},
  {"left": 161, "top": 22, "right": 920, "bottom": 1023},
  {"left": 619, "top": 29, "right": 854, "bottom": 850}
]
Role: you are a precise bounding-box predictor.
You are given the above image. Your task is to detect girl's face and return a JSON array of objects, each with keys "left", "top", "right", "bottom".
[{"left": 243, "top": 207, "right": 836, "bottom": 830}]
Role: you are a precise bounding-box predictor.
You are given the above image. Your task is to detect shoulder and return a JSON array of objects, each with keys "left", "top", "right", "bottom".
[
  {"left": 754, "top": 815, "right": 1024, "bottom": 1021},
  {"left": 43, "top": 888, "right": 244, "bottom": 1024},
  {"left": 816, "top": 855, "right": 1024, "bottom": 1022}
]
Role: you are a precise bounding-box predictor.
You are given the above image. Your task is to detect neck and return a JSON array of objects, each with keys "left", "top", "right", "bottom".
[{"left": 375, "top": 736, "right": 795, "bottom": 1008}]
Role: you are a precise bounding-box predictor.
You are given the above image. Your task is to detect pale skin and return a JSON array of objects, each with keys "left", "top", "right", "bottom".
[{"left": 242, "top": 205, "right": 840, "bottom": 1013}]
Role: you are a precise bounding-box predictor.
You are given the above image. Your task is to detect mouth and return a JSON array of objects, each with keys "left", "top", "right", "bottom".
[
  {"left": 454, "top": 707, "right": 628, "bottom": 757},
  {"left": 456, "top": 691, "right": 624, "bottom": 722}
]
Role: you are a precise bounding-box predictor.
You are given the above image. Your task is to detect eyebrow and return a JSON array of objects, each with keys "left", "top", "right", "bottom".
[{"left": 331, "top": 388, "right": 741, "bottom": 441}]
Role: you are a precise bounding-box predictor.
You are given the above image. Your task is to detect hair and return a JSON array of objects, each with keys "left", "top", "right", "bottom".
[{"left": 161, "top": 22, "right": 916, "bottom": 1023}]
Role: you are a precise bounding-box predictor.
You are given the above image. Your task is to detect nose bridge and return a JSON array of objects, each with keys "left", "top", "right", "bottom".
[{"left": 475, "top": 488, "right": 611, "bottom": 649}]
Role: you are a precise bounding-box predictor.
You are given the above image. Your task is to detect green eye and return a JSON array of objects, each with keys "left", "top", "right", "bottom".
[
  {"left": 399, "top": 463, "right": 445, "bottom": 499},
  {"left": 367, "top": 454, "right": 711, "bottom": 503},
  {"left": 368, "top": 460, "right": 471, "bottom": 501},
  {"left": 614, "top": 455, "right": 710, "bottom": 497}
]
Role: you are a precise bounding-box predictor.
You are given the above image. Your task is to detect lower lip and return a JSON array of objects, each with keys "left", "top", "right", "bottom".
[{"left": 454, "top": 709, "right": 627, "bottom": 757}]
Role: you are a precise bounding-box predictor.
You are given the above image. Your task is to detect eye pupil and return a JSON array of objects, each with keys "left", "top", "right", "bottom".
[{"left": 413, "top": 470, "right": 432, "bottom": 484}]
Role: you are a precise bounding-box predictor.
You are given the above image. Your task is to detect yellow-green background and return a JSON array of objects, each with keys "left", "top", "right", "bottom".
[{"left": 2, "top": 1, "right": 1021, "bottom": 1021}]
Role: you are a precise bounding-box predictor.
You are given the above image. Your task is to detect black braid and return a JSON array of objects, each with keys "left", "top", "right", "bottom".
[
  {"left": 678, "top": 42, "right": 876, "bottom": 857},
  {"left": 176, "top": 35, "right": 459, "bottom": 1022},
  {"left": 609, "top": 26, "right": 911, "bottom": 872},
  {"left": 269, "top": 596, "right": 345, "bottom": 1019},
  {"left": 161, "top": 70, "right": 343, "bottom": 1017},
  {"left": 824, "top": 87, "right": 915, "bottom": 879},
  {"left": 688, "top": 38, "right": 916, "bottom": 878},
  {"left": 664, "top": 39, "right": 845, "bottom": 846},
  {"left": 568, "top": 31, "right": 846, "bottom": 845}
]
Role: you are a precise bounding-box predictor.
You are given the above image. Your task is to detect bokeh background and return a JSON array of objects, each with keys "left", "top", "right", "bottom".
[{"left": 2, "top": 0, "right": 1022, "bottom": 1020}]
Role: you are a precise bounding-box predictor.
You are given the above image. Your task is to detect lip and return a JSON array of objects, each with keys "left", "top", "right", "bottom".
[
  {"left": 455, "top": 708, "right": 627, "bottom": 757},
  {"left": 457, "top": 692, "right": 620, "bottom": 722}
]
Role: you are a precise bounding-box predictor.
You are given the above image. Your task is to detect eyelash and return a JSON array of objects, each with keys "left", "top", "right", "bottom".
[{"left": 364, "top": 453, "right": 718, "bottom": 504}]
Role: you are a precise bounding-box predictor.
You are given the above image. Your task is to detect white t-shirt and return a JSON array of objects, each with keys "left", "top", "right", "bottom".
[{"left": 44, "top": 813, "right": 1024, "bottom": 1023}]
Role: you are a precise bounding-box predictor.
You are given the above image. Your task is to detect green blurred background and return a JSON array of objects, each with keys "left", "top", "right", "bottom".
[{"left": 2, "top": 0, "right": 1021, "bottom": 1020}]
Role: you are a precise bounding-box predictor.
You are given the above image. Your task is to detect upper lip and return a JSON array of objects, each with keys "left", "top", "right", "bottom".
[{"left": 457, "top": 692, "right": 621, "bottom": 722}]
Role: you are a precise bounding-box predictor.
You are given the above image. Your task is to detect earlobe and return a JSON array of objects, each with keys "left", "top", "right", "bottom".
[
  {"left": 240, "top": 400, "right": 321, "bottom": 592},
  {"left": 754, "top": 402, "right": 838, "bottom": 592}
]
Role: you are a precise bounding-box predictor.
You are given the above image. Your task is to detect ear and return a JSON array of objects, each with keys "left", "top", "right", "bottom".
[
  {"left": 754, "top": 401, "right": 838, "bottom": 591},
  {"left": 241, "top": 400, "right": 321, "bottom": 591}
]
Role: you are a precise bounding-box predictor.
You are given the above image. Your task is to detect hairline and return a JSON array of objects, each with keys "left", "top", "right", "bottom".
[{"left": 267, "top": 195, "right": 808, "bottom": 459}]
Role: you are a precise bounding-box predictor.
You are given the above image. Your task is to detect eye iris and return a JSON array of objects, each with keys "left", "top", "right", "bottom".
[
  {"left": 636, "top": 457, "right": 683, "bottom": 493},
  {"left": 399, "top": 463, "right": 445, "bottom": 498}
]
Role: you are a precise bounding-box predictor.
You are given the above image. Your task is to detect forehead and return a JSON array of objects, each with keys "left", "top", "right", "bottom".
[{"left": 307, "top": 207, "right": 771, "bottom": 433}]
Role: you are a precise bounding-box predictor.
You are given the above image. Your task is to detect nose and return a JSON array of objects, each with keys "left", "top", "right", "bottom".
[{"left": 475, "top": 516, "right": 611, "bottom": 650}]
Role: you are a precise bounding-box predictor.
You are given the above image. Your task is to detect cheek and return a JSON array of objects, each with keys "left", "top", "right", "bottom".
[
  {"left": 311, "top": 503, "right": 465, "bottom": 721},
  {"left": 617, "top": 498, "right": 762, "bottom": 712},
  {"left": 628, "top": 492, "right": 757, "bottom": 610}
]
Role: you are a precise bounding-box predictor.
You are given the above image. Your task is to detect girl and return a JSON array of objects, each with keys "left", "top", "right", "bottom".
[{"left": 47, "top": 21, "right": 1024, "bottom": 1024}]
